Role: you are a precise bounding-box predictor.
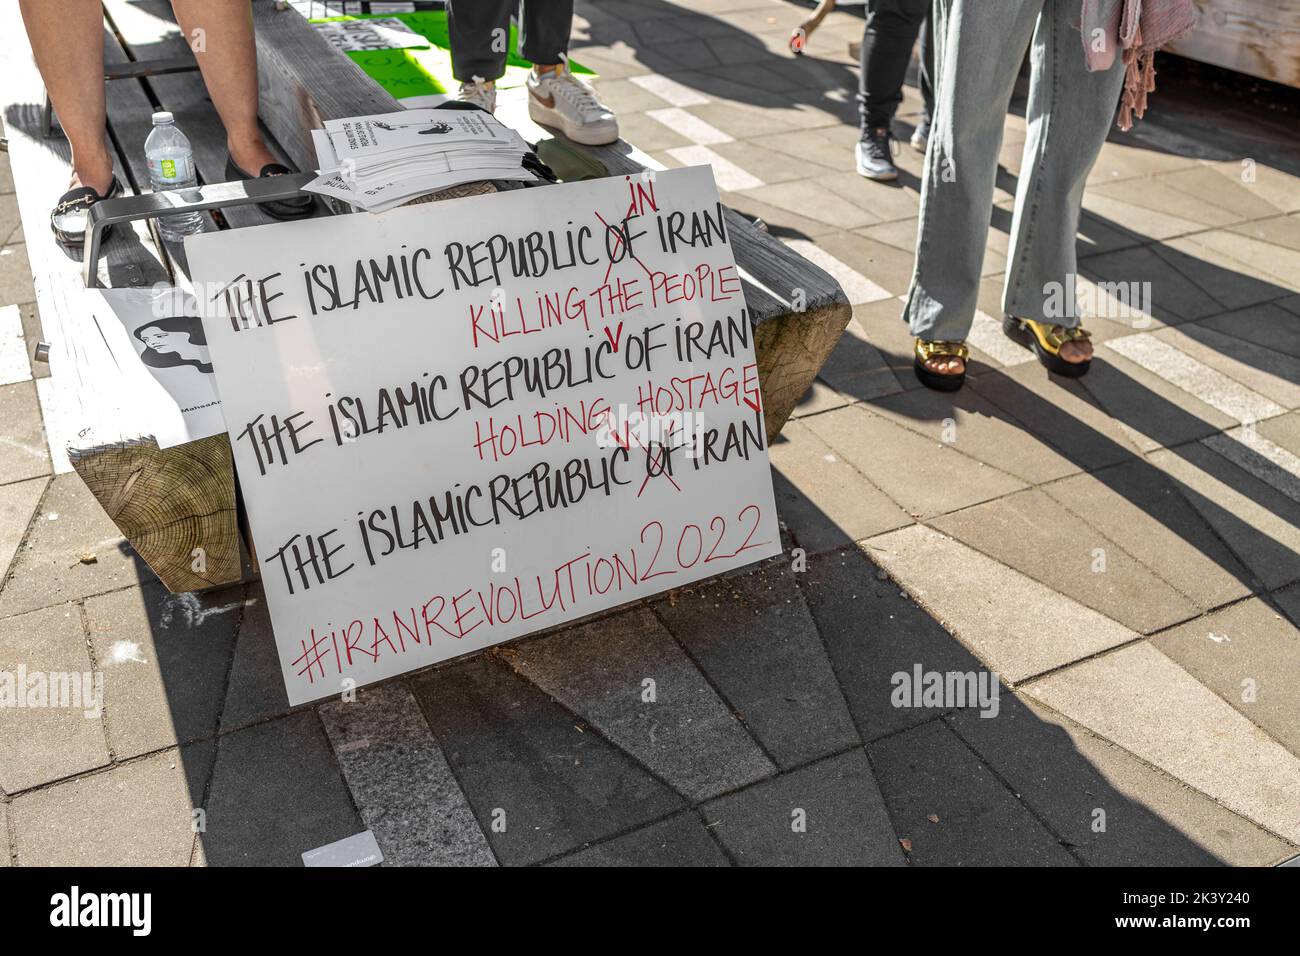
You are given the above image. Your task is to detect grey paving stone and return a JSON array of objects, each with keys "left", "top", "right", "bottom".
[
  {"left": 1278, "top": 293, "right": 1300, "bottom": 318},
  {"left": 1080, "top": 351, "right": 1236, "bottom": 455},
  {"left": 217, "top": 587, "right": 291, "bottom": 733},
  {"left": 1023, "top": 642, "right": 1300, "bottom": 844},
  {"left": 653, "top": 562, "right": 859, "bottom": 768},
  {"left": 549, "top": 811, "right": 729, "bottom": 866},
  {"left": 1076, "top": 210, "right": 1147, "bottom": 259},
  {"left": 932, "top": 488, "right": 1198, "bottom": 634},
  {"left": 970, "top": 361, "right": 1142, "bottom": 471},
  {"left": 1260, "top": 409, "right": 1300, "bottom": 456},
  {"left": 1160, "top": 232, "right": 1298, "bottom": 311},
  {"left": 867, "top": 525, "right": 1135, "bottom": 683},
  {"left": 867, "top": 386, "right": 1083, "bottom": 485},
  {"left": 706, "top": 138, "right": 841, "bottom": 185},
  {"left": 1082, "top": 181, "right": 1236, "bottom": 240},
  {"left": 1086, "top": 140, "right": 1201, "bottom": 188},
  {"left": 814, "top": 183, "right": 920, "bottom": 247},
  {"left": 12, "top": 743, "right": 212, "bottom": 866},
  {"left": 615, "top": 111, "right": 693, "bottom": 150},
  {"left": 1151, "top": 598, "right": 1300, "bottom": 757},
  {"left": 0, "top": 244, "right": 34, "bottom": 306},
  {"left": 701, "top": 748, "right": 904, "bottom": 866},
  {"left": 1156, "top": 165, "right": 1288, "bottom": 221},
  {"left": 739, "top": 181, "right": 881, "bottom": 230},
  {"left": 499, "top": 607, "right": 775, "bottom": 801},
  {"left": 816, "top": 312, "right": 907, "bottom": 403},
  {"left": 1209, "top": 425, "right": 1300, "bottom": 502},
  {"left": 868, "top": 718, "right": 1078, "bottom": 866},
  {"left": 851, "top": 297, "right": 930, "bottom": 391},
  {"left": 949, "top": 695, "right": 1291, "bottom": 866},
  {"left": 85, "top": 582, "right": 241, "bottom": 759},
  {"left": 0, "top": 801, "right": 8, "bottom": 866},
  {"left": 1198, "top": 302, "right": 1300, "bottom": 362},
  {"left": 411, "top": 655, "right": 684, "bottom": 865},
  {"left": 1274, "top": 581, "right": 1300, "bottom": 631},
  {"left": 0, "top": 603, "right": 109, "bottom": 793},
  {"left": 1106, "top": 332, "right": 1284, "bottom": 424},
  {"left": 652, "top": 39, "right": 724, "bottom": 72},
  {"left": 805, "top": 405, "right": 1026, "bottom": 521},
  {"left": 318, "top": 682, "right": 496, "bottom": 867},
  {"left": 1080, "top": 246, "right": 1223, "bottom": 325},
  {"left": 597, "top": 77, "right": 678, "bottom": 115},
  {"left": 0, "top": 475, "right": 44, "bottom": 583},
  {"left": 788, "top": 378, "right": 855, "bottom": 419},
  {"left": 799, "top": 547, "right": 995, "bottom": 740},
  {"left": 768, "top": 419, "right": 911, "bottom": 555},
  {"left": 1207, "top": 160, "right": 1300, "bottom": 214},
  {"left": 0, "top": 474, "right": 152, "bottom": 618},
  {"left": 201, "top": 711, "right": 362, "bottom": 866},
  {"left": 0, "top": 193, "right": 20, "bottom": 246},
  {"left": 1155, "top": 322, "right": 1300, "bottom": 410},
  {"left": 1042, "top": 460, "right": 1254, "bottom": 613},
  {"left": 717, "top": 188, "right": 841, "bottom": 239},
  {"left": 1149, "top": 442, "right": 1300, "bottom": 592},
  {"left": 0, "top": 381, "right": 50, "bottom": 486},
  {"left": 1227, "top": 214, "right": 1300, "bottom": 251}
]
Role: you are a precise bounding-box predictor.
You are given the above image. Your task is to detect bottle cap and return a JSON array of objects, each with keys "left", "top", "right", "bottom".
[{"left": 152, "top": 111, "right": 174, "bottom": 125}]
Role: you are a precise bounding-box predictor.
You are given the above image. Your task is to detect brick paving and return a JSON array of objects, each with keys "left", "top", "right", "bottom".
[{"left": 1, "top": 0, "right": 1299, "bottom": 865}]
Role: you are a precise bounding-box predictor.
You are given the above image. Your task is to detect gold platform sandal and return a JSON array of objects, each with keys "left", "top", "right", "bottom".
[
  {"left": 1002, "top": 316, "right": 1092, "bottom": 377},
  {"left": 913, "top": 338, "right": 969, "bottom": 392}
]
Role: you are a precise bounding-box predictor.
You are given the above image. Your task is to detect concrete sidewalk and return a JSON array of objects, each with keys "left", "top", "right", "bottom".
[{"left": 2, "top": 0, "right": 1299, "bottom": 865}]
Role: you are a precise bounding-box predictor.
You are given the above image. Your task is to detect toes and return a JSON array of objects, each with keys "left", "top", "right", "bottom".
[
  {"left": 925, "top": 357, "right": 964, "bottom": 375},
  {"left": 1059, "top": 342, "right": 1093, "bottom": 364}
]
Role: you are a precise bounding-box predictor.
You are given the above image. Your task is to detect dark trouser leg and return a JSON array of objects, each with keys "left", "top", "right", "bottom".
[
  {"left": 858, "top": 0, "right": 930, "bottom": 131},
  {"left": 519, "top": 0, "right": 574, "bottom": 66},
  {"left": 918, "top": 9, "right": 935, "bottom": 122},
  {"left": 447, "top": 0, "right": 515, "bottom": 82}
]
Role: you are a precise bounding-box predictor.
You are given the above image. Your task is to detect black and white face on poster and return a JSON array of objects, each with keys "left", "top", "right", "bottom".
[
  {"left": 94, "top": 287, "right": 225, "bottom": 448},
  {"left": 185, "top": 166, "right": 780, "bottom": 705}
]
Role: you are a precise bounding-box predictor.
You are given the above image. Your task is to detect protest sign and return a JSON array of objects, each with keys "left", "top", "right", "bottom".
[{"left": 185, "top": 166, "right": 781, "bottom": 705}]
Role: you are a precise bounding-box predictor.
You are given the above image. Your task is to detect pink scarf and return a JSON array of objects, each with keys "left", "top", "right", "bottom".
[{"left": 1081, "top": 0, "right": 1197, "bottom": 130}]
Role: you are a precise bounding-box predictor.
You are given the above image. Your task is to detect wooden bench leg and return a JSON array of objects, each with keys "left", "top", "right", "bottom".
[{"left": 69, "top": 434, "right": 245, "bottom": 592}]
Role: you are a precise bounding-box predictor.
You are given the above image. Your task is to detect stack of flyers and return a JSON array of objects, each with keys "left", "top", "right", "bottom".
[{"left": 305, "top": 109, "right": 538, "bottom": 212}]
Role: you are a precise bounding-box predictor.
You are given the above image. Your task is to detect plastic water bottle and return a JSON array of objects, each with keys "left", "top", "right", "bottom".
[{"left": 144, "top": 111, "right": 205, "bottom": 242}]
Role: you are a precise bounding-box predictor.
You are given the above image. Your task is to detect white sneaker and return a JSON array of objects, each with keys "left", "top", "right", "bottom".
[
  {"left": 457, "top": 77, "right": 496, "bottom": 113},
  {"left": 527, "top": 64, "right": 618, "bottom": 146}
]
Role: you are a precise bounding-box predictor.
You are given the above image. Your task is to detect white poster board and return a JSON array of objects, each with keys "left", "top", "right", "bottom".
[{"left": 186, "top": 166, "right": 780, "bottom": 705}]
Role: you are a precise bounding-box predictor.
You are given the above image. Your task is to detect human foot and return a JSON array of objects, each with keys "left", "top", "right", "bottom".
[
  {"left": 1002, "top": 316, "right": 1093, "bottom": 377},
  {"left": 457, "top": 76, "right": 497, "bottom": 113},
  {"left": 913, "top": 339, "right": 968, "bottom": 391},
  {"left": 227, "top": 136, "right": 280, "bottom": 180},
  {"left": 527, "top": 62, "right": 618, "bottom": 146}
]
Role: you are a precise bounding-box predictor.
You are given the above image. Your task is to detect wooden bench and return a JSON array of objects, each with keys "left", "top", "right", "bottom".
[{"left": 3, "top": 0, "right": 850, "bottom": 594}]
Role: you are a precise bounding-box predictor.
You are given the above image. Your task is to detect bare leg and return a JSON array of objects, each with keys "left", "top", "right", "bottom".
[
  {"left": 170, "top": 0, "right": 278, "bottom": 173},
  {"left": 18, "top": 0, "right": 114, "bottom": 193}
]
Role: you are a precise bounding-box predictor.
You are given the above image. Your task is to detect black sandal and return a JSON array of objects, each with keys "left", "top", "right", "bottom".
[
  {"left": 225, "top": 157, "right": 314, "bottom": 221},
  {"left": 50, "top": 176, "right": 122, "bottom": 246},
  {"left": 913, "top": 338, "right": 968, "bottom": 391},
  {"left": 1002, "top": 315, "right": 1093, "bottom": 377}
]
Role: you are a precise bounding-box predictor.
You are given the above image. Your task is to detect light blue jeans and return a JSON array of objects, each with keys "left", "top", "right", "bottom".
[{"left": 904, "top": 0, "right": 1127, "bottom": 341}]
